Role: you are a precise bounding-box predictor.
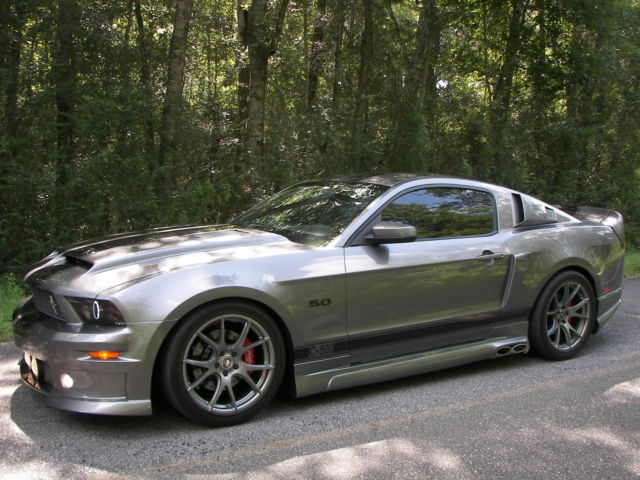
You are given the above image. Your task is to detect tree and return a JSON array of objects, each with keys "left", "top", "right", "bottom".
[
  {"left": 488, "top": 0, "right": 531, "bottom": 185},
  {"left": 237, "top": 0, "right": 290, "bottom": 156},
  {"left": 307, "top": 0, "right": 327, "bottom": 110},
  {"left": 386, "top": 0, "right": 441, "bottom": 169},
  {"left": 1, "top": 0, "right": 639, "bottom": 274},
  {"left": 0, "top": 0, "right": 26, "bottom": 144},
  {"left": 159, "top": 0, "right": 194, "bottom": 187},
  {"left": 351, "top": 0, "right": 373, "bottom": 154},
  {"left": 53, "top": 0, "right": 79, "bottom": 187},
  {"left": 134, "top": 0, "right": 156, "bottom": 157}
]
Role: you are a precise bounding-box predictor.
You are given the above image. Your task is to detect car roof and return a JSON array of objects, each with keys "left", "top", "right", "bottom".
[{"left": 326, "top": 173, "right": 449, "bottom": 187}]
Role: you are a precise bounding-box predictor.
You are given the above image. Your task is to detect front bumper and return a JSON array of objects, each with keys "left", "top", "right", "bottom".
[{"left": 13, "top": 297, "right": 153, "bottom": 416}]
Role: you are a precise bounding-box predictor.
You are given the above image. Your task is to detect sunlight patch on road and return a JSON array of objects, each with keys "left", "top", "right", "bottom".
[
  {"left": 558, "top": 427, "right": 640, "bottom": 476},
  {"left": 0, "top": 384, "right": 19, "bottom": 400},
  {"left": 424, "top": 447, "right": 464, "bottom": 471},
  {"left": 0, "top": 460, "right": 53, "bottom": 480},
  {"left": 603, "top": 377, "right": 640, "bottom": 403},
  {"left": 0, "top": 357, "right": 19, "bottom": 380},
  {"left": 0, "top": 356, "right": 20, "bottom": 400},
  {"left": 1, "top": 459, "right": 107, "bottom": 480},
  {"left": 187, "top": 438, "right": 468, "bottom": 480},
  {"left": 561, "top": 427, "right": 626, "bottom": 449}
]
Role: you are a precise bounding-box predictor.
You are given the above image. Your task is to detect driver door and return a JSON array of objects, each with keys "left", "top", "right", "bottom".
[{"left": 344, "top": 186, "right": 512, "bottom": 364}]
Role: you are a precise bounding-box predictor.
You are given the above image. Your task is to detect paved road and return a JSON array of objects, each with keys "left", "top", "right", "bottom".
[{"left": 1, "top": 278, "right": 639, "bottom": 480}]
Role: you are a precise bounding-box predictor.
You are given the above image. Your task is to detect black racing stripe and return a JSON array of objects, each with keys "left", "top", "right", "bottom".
[
  {"left": 293, "top": 308, "right": 529, "bottom": 362},
  {"left": 27, "top": 262, "right": 72, "bottom": 281},
  {"left": 294, "top": 341, "right": 349, "bottom": 361},
  {"left": 347, "top": 308, "right": 530, "bottom": 352},
  {"left": 65, "top": 225, "right": 230, "bottom": 257}
]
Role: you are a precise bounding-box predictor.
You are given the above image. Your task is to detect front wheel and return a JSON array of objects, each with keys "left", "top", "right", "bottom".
[
  {"left": 160, "top": 302, "right": 285, "bottom": 426},
  {"left": 529, "top": 271, "right": 596, "bottom": 360}
]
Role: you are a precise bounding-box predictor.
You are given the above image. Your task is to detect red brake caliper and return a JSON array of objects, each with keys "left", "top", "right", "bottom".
[{"left": 243, "top": 338, "right": 255, "bottom": 374}]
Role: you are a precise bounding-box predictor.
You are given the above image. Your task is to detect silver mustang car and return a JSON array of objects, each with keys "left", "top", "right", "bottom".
[{"left": 13, "top": 174, "right": 625, "bottom": 426}]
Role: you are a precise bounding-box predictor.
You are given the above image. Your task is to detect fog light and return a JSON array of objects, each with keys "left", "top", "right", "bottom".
[
  {"left": 88, "top": 351, "right": 120, "bottom": 360},
  {"left": 60, "top": 373, "right": 74, "bottom": 389}
]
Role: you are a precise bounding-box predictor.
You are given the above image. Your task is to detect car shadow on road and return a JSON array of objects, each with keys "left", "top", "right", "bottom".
[
  {"left": 4, "top": 279, "right": 636, "bottom": 478},
  {"left": 7, "top": 352, "right": 538, "bottom": 475},
  {"left": 7, "top": 313, "right": 627, "bottom": 478}
]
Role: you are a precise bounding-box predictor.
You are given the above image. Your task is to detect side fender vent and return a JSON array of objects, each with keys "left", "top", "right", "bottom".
[{"left": 512, "top": 194, "right": 525, "bottom": 225}]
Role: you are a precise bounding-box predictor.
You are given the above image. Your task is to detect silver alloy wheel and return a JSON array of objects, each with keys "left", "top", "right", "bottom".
[
  {"left": 181, "top": 313, "right": 275, "bottom": 415},
  {"left": 545, "top": 281, "right": 592, "bottom": 351}
]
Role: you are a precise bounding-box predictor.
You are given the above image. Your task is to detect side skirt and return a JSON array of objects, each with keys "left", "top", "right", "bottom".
[
  {"left": 294, "top": 334, "right": 529, "bottom": 398},
  {"left": 595, "top": 287, "right": 623, "bottom": 331}
]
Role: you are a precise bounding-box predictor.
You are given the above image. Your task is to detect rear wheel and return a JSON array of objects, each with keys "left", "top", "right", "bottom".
[
  {"left": 161, "top": 302, "right": 285, "bottom": 426},
  {"left": 529, "top": 271, "right": 596, "bottom": 360}
]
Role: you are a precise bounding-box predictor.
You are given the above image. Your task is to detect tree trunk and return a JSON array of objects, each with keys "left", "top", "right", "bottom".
[
  {"left": 237, "top": 2, "right": 250, "bottom": 131},
  {"left": 532, "top": 0, "right": 546, "bottom": 99},
  {"left": 331, "top": 0, "right": 344, "bottom": 104},
  {"left": 307, "top": 0, "right": 327, "bottom": 110},
  {"left": 134, "top": 0, "right": 155, "bottom": 157},
  {"left": 1, "top": 1, "right": 26, "bottom": 141},
  {"left": 0, "top": 1, "right": 11, "bottom": 135},
  {"left": 489, "top": 0, "right": 530, "bottom": 183},
  {"left": 53, "top": 0, "right": 79, "bottom": 187},
  {"left": 410, "top": 0, "right": 440, "bottom": 111},
  {"left": 239, "top": 0, "right": 290, "bottom": 156},
  {"left": 352, "top": 0, "right": 373, "bottom": 145},
  {"left": 0, "top": 2, "right": 9, "bottom": 80},
  {"left": 246, "top": 22, "right": 268, "bottom": 156},
  {"left": 159, "top": 0, "right": 194, "bottom": 184},
  {"left": 490, "top": 0, "right": 529, "bottom": 137},
  {"left": 387, "top": 0, "right": 441, "bottom": 168}
]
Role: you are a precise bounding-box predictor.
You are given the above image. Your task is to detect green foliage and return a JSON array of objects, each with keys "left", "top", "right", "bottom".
[
  {"left": 626, "top": 251, "right": 640, "bottom": 277},
  {"left": 0, "top": 0, "right": 639, "bottom": 276},
  {"left": 0, "top": 275, "right": 25, "bottom": 342}
]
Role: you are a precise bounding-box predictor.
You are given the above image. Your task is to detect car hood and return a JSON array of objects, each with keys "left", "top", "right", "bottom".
[
  {"left": 25, "top": 225, "right": 292, "bottom": 293},
  {"left": 62, "top": 225, "right": 286, "bottom": 271}
]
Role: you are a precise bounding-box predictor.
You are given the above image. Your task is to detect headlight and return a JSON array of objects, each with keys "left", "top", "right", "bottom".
[{"left": 66, "top": 297, "right": 126, "bottom": 326}]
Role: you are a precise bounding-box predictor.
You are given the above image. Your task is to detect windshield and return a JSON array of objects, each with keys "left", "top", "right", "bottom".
[{"left": 232, "top": 182, "right": 388, "bottom": 246}]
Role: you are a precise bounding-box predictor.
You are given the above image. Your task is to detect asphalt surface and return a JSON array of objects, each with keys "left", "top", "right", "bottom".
[{"left": 1, "top": 278, "right": 639, "bottom": 480}]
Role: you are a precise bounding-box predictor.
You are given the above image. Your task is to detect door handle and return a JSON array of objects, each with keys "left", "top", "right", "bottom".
[{"left": 477, "top": 250, "right": 506, "bottom": 264}]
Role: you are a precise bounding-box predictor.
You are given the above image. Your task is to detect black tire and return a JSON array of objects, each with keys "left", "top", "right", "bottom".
[
  {"left": 160, "top": 301, "right": 285, "bottom": 426},
  {"left": 529, "top": 271, "right": 596, "bottom": 360}
]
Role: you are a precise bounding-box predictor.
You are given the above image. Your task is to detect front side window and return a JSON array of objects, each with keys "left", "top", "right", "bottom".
[
  {"left": 233, "top": 182, "right": 388, "bottom": 246},
  {"left": 380, "top": 187, "right": 495, "bottom": 239}
]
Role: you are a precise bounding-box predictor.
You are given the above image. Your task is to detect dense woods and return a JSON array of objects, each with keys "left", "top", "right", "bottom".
[{"left": 0, "top": 0, "right": 638, "bottom": 272}]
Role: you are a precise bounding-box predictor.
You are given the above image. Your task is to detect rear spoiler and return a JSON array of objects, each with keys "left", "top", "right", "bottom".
[{"left": 561, "top": 206, "right": 625, "bottom": 246}]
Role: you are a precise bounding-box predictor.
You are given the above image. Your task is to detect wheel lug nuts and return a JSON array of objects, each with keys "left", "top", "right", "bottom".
[
  {"left": 232, "top": 352, "right": 236, "bottom": 357},
  {"left": 234, "top": 364, "right": 238, "bottom": 369},
  {"left": 223, "top": 371, "right": 228, "bottom": 377},
  {"left": 215, "top": 363, "right": 219, "bottom": 368}
]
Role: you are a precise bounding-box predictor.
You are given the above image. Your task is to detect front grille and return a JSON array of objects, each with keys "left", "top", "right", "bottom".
[
  {"left": 21, "top": 354, "right": 55, "bottom": 392},
  {"left": 39, "top": 360, "right": 56, "bottom": 386},
  {"left": 32, "top": 287, "right": 65, "bottom": 321}
]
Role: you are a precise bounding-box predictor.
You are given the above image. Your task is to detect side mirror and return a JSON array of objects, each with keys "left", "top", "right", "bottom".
[{"left": 365, "top": 222, "right": 417, "bottom": 245}]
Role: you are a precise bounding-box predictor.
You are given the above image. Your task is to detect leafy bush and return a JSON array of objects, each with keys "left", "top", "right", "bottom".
[
  {"left": 0, "top": 275, "right": 26, "bottom": 342},
  {"left": 626, "top": 251, "right": 640, "bottom": 277}
]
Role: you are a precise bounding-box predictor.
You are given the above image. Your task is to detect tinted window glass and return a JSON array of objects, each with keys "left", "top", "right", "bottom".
[
  {"left": 380, "top": 188, "right": 495, "bottom": 239},
  {"left": 233, "top": 182, "right": 388, "bottom": 246}
]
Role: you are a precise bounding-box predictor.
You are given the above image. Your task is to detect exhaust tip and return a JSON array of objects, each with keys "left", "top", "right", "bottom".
[
  {"left": 496, "top": 342, "right": 530, "bottom": 357},
  {"left": 512, "top": 343, "right": 529, "bottom": 354},
  {"left": 496, "top": 346, "right": 513, "bottom": 356}
]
